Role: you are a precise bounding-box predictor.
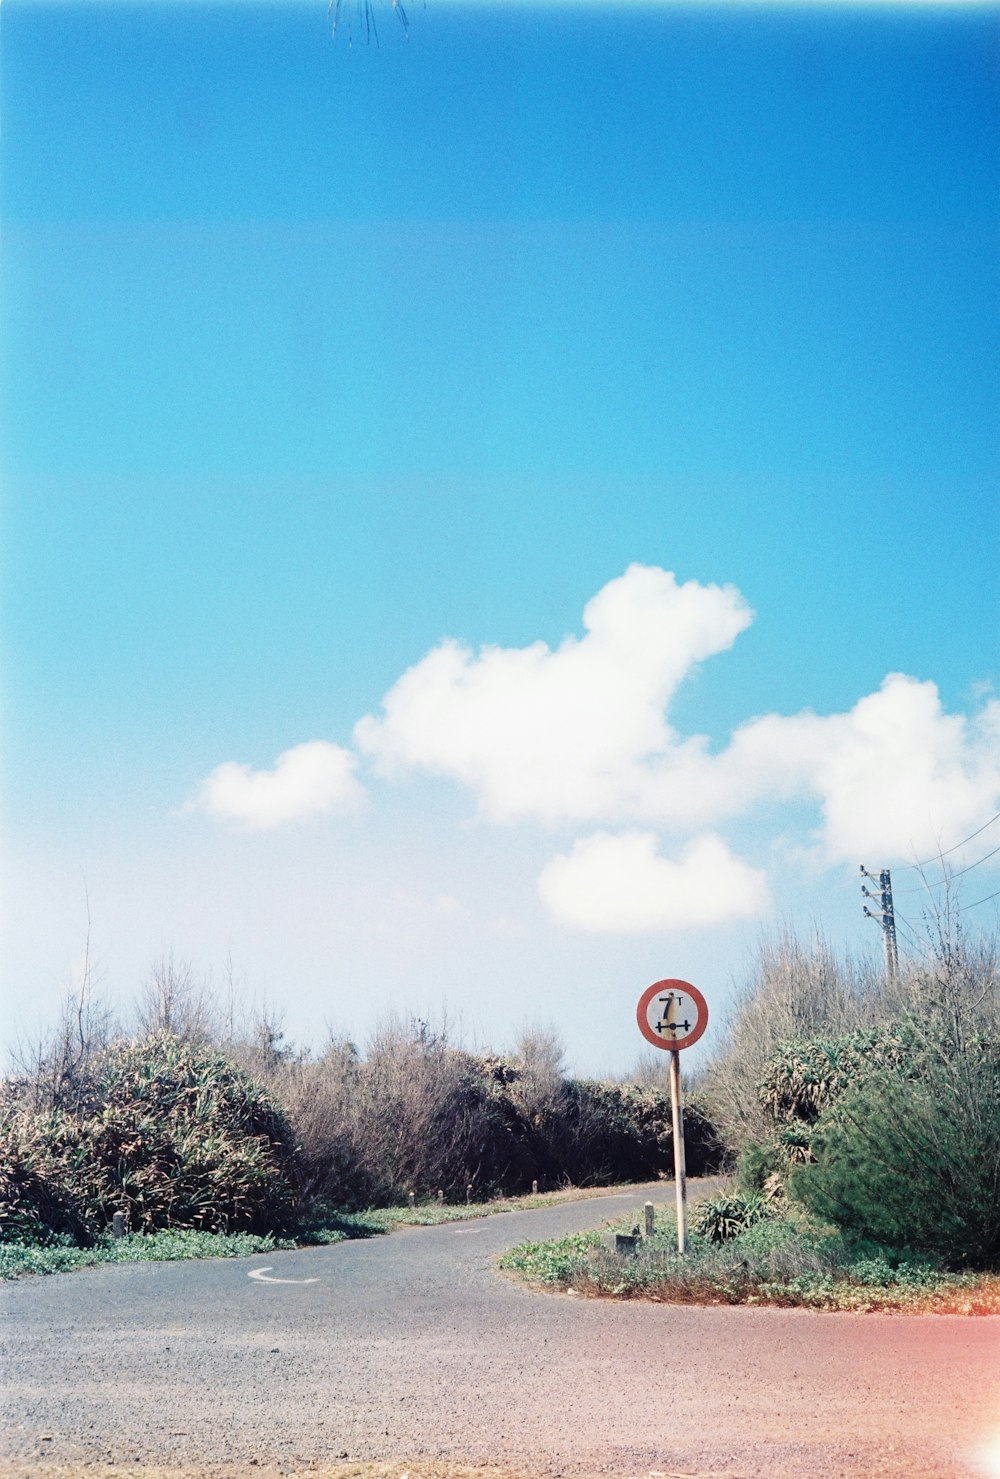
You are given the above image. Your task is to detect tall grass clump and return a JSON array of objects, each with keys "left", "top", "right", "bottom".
[{"left": 1, "top": 1031, "right": 297, "bottom": 1242}]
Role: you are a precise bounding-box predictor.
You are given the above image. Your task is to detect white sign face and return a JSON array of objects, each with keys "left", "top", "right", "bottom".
[{"left": 636, "top": 979, "right": 709, "bottom": 1051}]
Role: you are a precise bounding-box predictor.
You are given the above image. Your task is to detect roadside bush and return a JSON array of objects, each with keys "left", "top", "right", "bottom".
[
  {"left": 0, "top": 1033, "right": 298, "bottom": 1242},
  {"left": 3, "top": 989, "right": 727, "bottom": 1245},
  {"left": 255, "top": 1019, "right": 720, "bottom": 1208},
  {"left": 0, "top": 1097, "right": 92, "bottom": 1244},
  {"left": 758, "top": 1028, "right": 911, "bottom": 1130},
  {"left": 791, "top": 1031, "right": 1000, "bottom": 1270},
  {"left": 736, "top": 1139, "right": 785, "bottom": 1196}
]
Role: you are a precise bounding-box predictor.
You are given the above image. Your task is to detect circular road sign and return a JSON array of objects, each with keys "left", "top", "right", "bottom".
[{"left": 636, "top": 979, "right": 708, "bottom": 1052}]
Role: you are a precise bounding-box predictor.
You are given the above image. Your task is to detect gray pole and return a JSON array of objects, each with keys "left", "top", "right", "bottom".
[
  {"left": 669, "top": 1048, "right": 687, "bottom": 1253},
  {"left": 861, "top": 865, "right": 899, "bottom": 980}
]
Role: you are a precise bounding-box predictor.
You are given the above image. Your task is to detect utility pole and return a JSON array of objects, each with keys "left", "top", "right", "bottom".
[{"left": 861, "top": 866, "right": 899, "bottom": 980}]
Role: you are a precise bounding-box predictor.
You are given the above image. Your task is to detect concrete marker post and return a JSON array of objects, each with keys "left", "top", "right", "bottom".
[
  {"left": 644, "top": 1200, "right": 654, "bottom": 1238},
  {"left": 112, "top": 1211, "right": 125, "bottom": 1240}
]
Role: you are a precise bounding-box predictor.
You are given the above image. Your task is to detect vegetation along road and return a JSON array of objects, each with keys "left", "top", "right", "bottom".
[{"left": 3, "top": 1181, "right": 998, "bottom": 1479}]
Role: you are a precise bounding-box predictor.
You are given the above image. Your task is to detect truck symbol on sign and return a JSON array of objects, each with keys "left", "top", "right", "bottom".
[{"left": 656, "top": 993, "right": 691, "bottom": 1037}]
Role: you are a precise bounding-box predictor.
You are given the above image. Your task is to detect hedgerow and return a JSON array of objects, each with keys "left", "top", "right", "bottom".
[{"left": 2, "top": 1007, "right": 722, "bottom": 1248}]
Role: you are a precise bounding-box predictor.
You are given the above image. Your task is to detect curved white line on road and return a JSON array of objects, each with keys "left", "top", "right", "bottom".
[{"left": 247, "top": 1266, "right": 319, "bottom": 1285}]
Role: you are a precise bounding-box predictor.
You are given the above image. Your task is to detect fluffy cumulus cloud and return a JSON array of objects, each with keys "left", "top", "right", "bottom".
[
  {"left": 355, "top": 564, "right": 753, "bottom": 823},
  {"left": 714, "top": 676, "right": 1000, "bottom": 863},
  {"left": 538, "top": 831, "right": 770, "bottom": 933},
  {"left": 189, "top": 566, "right": 1000, "bottom": 912},
  {"left": 355, "top": 564, "right": 1000, "bottom": 862},
  {"left": 188, "top": 741, "right": 364, "bottom": 829}
]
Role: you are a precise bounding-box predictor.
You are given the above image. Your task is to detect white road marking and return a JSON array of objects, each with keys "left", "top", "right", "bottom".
[{"left": 247, "top": 1266, "right": 319, "bottom": 1285}]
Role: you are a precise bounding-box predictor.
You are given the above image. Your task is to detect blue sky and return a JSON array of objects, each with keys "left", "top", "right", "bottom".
[{"left": 3, "top": 0, "right": 999, "bottom": 1074}]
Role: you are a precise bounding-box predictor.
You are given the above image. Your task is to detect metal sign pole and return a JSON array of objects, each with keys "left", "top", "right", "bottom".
[
  {"left": 669, "top": 1046, "right": 687, "bottom": 1254},
  {"left": 636, "top": 978, "right": 706, "bottom": 1257}
]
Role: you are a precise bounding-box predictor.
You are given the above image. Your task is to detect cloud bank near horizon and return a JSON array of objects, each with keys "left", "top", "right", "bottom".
[{"left": 186, "top": 564, "right": 1000, "bottom": 931}]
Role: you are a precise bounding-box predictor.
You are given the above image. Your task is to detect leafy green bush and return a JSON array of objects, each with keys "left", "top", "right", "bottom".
[
  {"left": 759, "top": 1029, "right": 910, "bottom": 1126},
  {"left": 694, "top": 1191, "right": 773, "bottom": 1244},
  {"left": 791, "top": 1033, "right": 1000, "bottom": 1270},
  {"left": 736, "top": 1139, "right": 785, "bottom": 1196},
  {"left": 0, "top": 1033, "right": 298, "bottom": 1242}
]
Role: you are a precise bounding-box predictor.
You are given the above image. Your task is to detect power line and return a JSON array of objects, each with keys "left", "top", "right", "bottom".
[
  {"left": 896, "top": 840, "right": 1000, "bottom": 894},
  {"left": 895, "top": 811, "right": 1000, "bottom": 872},
  {"left": 945, "top": 842, "right": 1000, "bottom": 881},
  {"left": 890, "top": 909, "right": 922, "bottom": 951},
  {"left": 955, "top": 886, "right": 1000, "bottom": 915}
]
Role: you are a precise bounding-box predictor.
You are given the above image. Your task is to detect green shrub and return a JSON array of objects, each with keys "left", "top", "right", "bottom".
[
  {"left": 760, "top": 1028, "right": 912, "bottom": 1120},
  {"left": 0, "top": 1033, "right": 298, "bottom": 1242},
  {"left": 736, "top": 1139, "right": 785, "bottom": 1196},
  {"left": 792, "top": 1033, "right": 1000, "bottom": 1270},
  {"left": 694, "top": 1191, "right": 773, "bottom": 1244}
]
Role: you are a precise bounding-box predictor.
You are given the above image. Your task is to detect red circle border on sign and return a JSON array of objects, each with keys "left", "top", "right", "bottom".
[{"left": 636, "top": 979, "right": 708, "bottom": 1052}]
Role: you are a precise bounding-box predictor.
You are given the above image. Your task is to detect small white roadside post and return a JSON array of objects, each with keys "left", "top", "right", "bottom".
[{"left": 635, "top": 978, "right": 709, "bottom": 1254}]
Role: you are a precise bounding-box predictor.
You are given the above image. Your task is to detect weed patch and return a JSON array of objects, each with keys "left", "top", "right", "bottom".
[
  {"left": 497, "top": 1200, "right": 1000, "bottom": 1313},
  {"left": 0, "top": 1227, "right": 294, "bottom": 1280}
]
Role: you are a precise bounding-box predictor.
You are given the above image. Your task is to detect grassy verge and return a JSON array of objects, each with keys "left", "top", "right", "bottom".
[
  {"left": 497, "top": 1201, "right": 1000, "bottom": 1314},
  {"left": 0, "top": 1228, "right": 297, "bottom": 1280},
  {"left": 0, "top": 1180, "right": 666, "bottom": 1280}
]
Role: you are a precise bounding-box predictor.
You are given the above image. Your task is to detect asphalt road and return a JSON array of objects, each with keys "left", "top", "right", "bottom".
[{"left": 2, "top": 1183, "right": 999, "bottom": 1479}]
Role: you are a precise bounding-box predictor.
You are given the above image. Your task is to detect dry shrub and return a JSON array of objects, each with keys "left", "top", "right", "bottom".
[
  {"left": 245, "top": 1016, "right": 720, "bottom": 1208},
  {"left": 699, "top": 929, "right": 877, "bottom": 1155}
]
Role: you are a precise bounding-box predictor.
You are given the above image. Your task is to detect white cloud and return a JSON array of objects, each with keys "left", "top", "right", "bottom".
[
  {"left": 802, "top": 675, "right": 1000, "bottom": 863},
  {"left": 538, "top": 830, "right": 770, "bottom": 933},
  {"left": 357, "top": 564, "right": 1000, "bottom": 864},
  {"left": 189, "top": 568, "right": 1000, "bottom": 869},
  {"left": 188, "top": 741, "right": 364, "bottom": 829},
  {"left": 355, "top": 563, "right": 753, "bottom": 823},
  {"left": 682, "top": 675, "right": 1000, "bottom": 863}
]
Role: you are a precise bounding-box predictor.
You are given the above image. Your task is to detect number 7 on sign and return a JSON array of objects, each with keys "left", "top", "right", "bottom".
[
  {"left": 636, "top": 979, "right": 708, "bottom": 1054},
  {"left": 656, "top": 992, "right": 691, "bottom": 1039}
]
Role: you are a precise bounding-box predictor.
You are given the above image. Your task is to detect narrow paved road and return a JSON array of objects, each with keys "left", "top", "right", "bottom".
[{"left": 2, "top": 1184, "right": 998, "bottom": 1478}]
